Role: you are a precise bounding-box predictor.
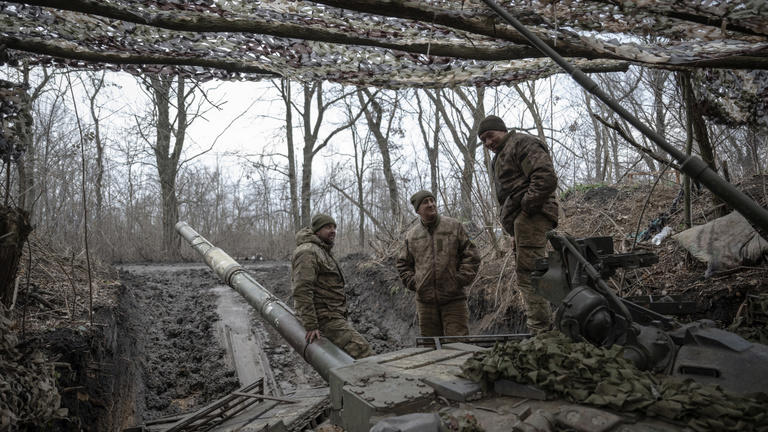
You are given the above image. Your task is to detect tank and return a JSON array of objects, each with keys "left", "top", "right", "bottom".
[
  {"left": 170, "top": 9, "right": 768, "bottom": 429},
  {"left": 173, "top": 222, "right": 768, "bottom": 432}
]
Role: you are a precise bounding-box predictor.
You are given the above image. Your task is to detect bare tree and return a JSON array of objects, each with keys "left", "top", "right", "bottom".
[
  {"left": 414, "top": 89, "right": 440, "bottom": 195},
  {"left": 278, "top": 79, "right": 301, "bottom": 231},
  {"left": 136, "top": 74, "right": 200, "bottom": 259},
  {"left": 357, "top": 88, "right": 402, "bottom": 221},
  {"left": 285, "top": 82, "right": 367, "bottom": 226},
  {"left": 80, "top": 71, "right": 107, "bottom": 220},
  {"left": 16, "top": 64, "right": 55, "bottom": 217},
  {"left": 427, "top": 87, "right": 485, "bottom": 221}
]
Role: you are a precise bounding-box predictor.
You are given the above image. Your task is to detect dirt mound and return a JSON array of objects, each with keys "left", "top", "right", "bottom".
[
  {"left": 342, "top": 256, "right": 418, "bottom": 352},
  {"left": 340, "top": 253, "right": 524, "bottom": 341},
  {"left": 557, "top": 178, "right": 768, "bottom": 328},
  {"left": 4, "top": 234, "right": 136, "bottom": 431},
  {"left": 467, "top": 256, "right": 526, "bottom": 334}
]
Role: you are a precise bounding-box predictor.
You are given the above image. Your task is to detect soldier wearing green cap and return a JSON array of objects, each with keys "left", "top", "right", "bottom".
[
  {"left": 291, "top": 213, "right": 373, "bottom": 358},
  {"left": 478, "top": 115, "right": 559, "bottom": 334},
  {"left": 396, "top": 191, "right": 481, "bottom": 337}
]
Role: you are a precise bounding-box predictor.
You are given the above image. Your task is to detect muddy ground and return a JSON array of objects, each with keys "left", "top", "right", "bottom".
[
  {"left": 118, "top": 265, "right": 240, "bottom": 420},
  {"left": 117, "top": 253, "right": 449, "bottom": 424}
]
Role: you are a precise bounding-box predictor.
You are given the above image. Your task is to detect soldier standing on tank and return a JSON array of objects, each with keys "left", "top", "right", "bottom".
[
  {"left": 291, "top": 213, "right": 373, "bottom": 358},
  {"left": 478, "top": 115, "right": 559, "bottom": 334},
  {"left": 396, "top": 191, "right": 481, "bottom": 337}
]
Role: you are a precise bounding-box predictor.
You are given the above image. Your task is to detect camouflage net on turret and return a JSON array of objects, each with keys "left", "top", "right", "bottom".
[
  {"left": 460, "top": 331, "right": 768, "bottom": 432},
  {"left": 0, "top": 305, "right": 63, "bottom": 429}
]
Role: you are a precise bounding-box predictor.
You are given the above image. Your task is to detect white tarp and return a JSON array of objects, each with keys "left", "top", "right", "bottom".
[{"left": 673, "top": 211, "right": 768, "bottom": 274}]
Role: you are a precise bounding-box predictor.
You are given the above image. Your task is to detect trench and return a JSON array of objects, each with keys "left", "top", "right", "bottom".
[
  {"left": 32, "top": 254, "right": 519, "bottom": 431},
  {"left": 108, "top": 255, "right": 426, "bottom": 430}
]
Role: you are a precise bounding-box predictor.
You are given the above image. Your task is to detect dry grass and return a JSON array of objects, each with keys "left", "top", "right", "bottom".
[{"left": 7, "top": 233, "right": 120, "bottom": 335}]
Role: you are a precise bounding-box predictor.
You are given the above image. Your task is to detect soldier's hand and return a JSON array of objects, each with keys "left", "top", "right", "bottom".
[{"left": 305, "top": 329, "right": 321, "bottom": 344}]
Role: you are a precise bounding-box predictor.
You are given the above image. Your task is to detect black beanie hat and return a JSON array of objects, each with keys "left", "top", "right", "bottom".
[
  {"left": 311, "top": 213, "right": 336, "bottom": 232},
  {"left": 410, "top": 190, "right": 435, "bottom": 212},
  {"left": 478, "top": 115, "right": 507, "bottom": 137}
]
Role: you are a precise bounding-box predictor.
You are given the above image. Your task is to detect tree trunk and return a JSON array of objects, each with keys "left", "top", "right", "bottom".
[
  {"left": 429, "top": 114, "right": 439, "bottom": 196},
  {"left": 300, "top": 83, "right": 316, "bottom": 228},
  {"left": 359, "top": 89, "right": 401, "bottom": 221},
  {"left": 680, "top": 72, "right": 723, "bottom": 216},
  {"left": 281, "top": 79, "right": 301, "bottom": 231},
  {"left": 513, "top": 82, "right": 547, "bottom": 144},
  {"left": 428, "top": 87, "right": 483, "bottom": 221},
  {"left": 297, "top": 82, "right": 363, "bottom": 227},
  {"left": 300, "top": 137, "right": 314, "bottom": 228},
  {"left": 584, "top": 91, "right": 605, "bottom": 182},
  {"left": 0, "top": 206, "right": 32, "bottom": 307},
  {"left": 15, "top": 69, "right": 35, "bottom": 216},
  {"left": 87, "top": 72, "right": 106, "bottom": 220},
  {"left": 150, "top": 75, "right": 185, "bottom": 260},
  {"left": 414, "top": 90, "right": 439, "bottom": 195}
]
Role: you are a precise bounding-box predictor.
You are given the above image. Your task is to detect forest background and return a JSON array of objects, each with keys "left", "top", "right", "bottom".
[{"left": 0, "top": 64, "right": 765, "bottom": 265}]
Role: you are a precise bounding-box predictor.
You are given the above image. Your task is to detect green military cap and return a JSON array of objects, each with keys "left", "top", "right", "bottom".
[
  {"left": 478, "top": 115, "right": 507, "bottom": 137},
  {"left": 410, "top": 190, "right": 435, "bottom": 212},
  {"left": 311, "top": 213, "right": 336, "bottom": 232}
]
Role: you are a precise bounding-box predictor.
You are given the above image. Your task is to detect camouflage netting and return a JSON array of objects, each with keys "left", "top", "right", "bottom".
[
  {"left": 0, "top": 79, "right": 29, "bottom": 164},
  {"left": 0, "top": 0, "right": 767, "bottom": 87},
  {"left": 698, "top": 69, "right": 768, "bottom": 129},
  {"left": 0, "top": 305, "right": 63, "bottom": 429},
  {"left": 460, "top": 332, "right": 768, "bottom": 432}
]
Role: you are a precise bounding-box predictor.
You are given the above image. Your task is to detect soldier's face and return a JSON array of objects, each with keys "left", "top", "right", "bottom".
[
  {"left": 316, "top": 224, "right": 337, "bottom": 244},
  {"left": 479, "top": 130, "right": 506, "bottom": 153},
  {"left": 417, "top": 197, "right": 438, "bottom": 221}
]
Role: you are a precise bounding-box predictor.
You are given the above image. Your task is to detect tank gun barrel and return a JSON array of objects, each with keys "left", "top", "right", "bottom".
[{"left": 175, "top": 221, "right": 353, "bottom": 382}]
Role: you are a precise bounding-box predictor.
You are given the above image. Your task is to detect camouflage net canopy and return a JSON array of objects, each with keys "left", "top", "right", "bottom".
[{"left": 0, "top": 0, "right": 767, "bottom": 88}]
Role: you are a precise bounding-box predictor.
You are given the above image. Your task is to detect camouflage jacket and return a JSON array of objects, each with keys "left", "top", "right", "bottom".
[
  {"left": 491, "top": 131, "right": 559, "bottom": 233},
  {"left": 291, "top": 228, "right": 346, "bottom": 331},
  {"left": 396, "top": 216, "right": 481, "bottom": 305}
]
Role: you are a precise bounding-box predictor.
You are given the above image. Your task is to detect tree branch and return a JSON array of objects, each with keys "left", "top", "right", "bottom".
[
  {"left": 592, "top": 113, "right": 680, "bottom": 171},
  {"left": 330, "top": 183, "right": 383, "bottom": 230}
]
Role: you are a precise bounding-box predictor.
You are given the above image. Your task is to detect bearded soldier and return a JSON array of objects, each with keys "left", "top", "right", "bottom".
[
  {"left": 396, "top": 191, "right": 481, "bottom": 337},
  {"left": 478, "top": 115, "right": 559, "bottom": 333},
  {"left": 292, "top": 213, "right": 373, "bottom": 358}
]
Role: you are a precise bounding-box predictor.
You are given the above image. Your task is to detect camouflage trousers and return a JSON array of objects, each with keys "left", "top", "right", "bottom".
[
  {"left": 320, "top": 317, "right": 373, "bottom": 359},
  {"left": 417, "top": 299, "right": 470, "bottom": 337},
  {"left": 513, "top": 211, "right": 555, "bottom": 334}
]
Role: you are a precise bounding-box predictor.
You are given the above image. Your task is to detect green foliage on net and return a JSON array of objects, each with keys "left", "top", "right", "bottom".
[{"left": 460, "top": 331, "right": 768, "bottom": 432}]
